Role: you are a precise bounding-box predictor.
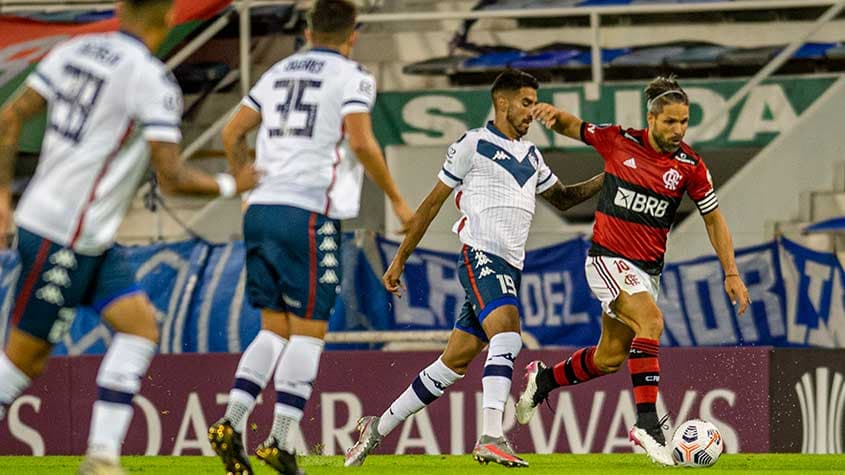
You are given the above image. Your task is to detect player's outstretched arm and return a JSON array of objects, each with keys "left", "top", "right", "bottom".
[
  {"left": 221, "top": 105, "right": 261, "bottom": 174},
  {"left": 540, "top": 173, "right": 604, "bottom": 212},
  {"left": 344, "top": 112, "right": 414, "bottom": 231},
  {"left": 149, "top": 141, "right": 259, "bottom": 197},
  {"left": 533, "top": 102, "right": 584, "bottom": 141},
  {"left": 702, "top": 208, "right": 751, "bottom": 315},
  {"left": 0, "top": 86, "right": 46, "bottom": 248},
  {"left": 383, "top": 181, "right": 453, "bottom": 297}
]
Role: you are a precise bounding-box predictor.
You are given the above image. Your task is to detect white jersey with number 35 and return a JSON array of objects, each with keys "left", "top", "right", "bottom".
[
  {"left": 15, "top": 31, "right": 182, "bottom": 255},
  {"left": 242, "top": 48, "right": 377, "bottom": 219}
]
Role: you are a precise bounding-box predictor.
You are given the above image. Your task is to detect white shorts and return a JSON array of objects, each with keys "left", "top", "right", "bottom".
[{"left": 584, "top": 255, "right": 660, "bottom": 319}]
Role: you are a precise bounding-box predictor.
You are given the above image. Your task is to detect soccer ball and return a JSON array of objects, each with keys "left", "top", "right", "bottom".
[{"left": 671, "top": 419, "right": 723, "bottom": 467}]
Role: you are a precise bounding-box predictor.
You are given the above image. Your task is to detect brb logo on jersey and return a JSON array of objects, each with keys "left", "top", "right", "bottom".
[
  {"left": 663, "top": 169, "right": 682, "bottom": 191},
  {"left": 614, "top": 186, "right": 669, "bottom": 218}
]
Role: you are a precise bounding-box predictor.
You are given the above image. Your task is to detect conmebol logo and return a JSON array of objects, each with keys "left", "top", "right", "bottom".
[{"left": 795, "top": 367, "right": 845, "bottom": 453}]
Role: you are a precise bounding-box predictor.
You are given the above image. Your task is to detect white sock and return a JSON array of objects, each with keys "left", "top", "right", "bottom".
[
  {"left": 377, "top": 357, "right": 462, "bottom": 437},
  {"left": 481, "top": 332, "right": 521, "bottom": 438},
  {"left": 271, "top": 335, "right": 324, "bottom": 451},
  {"left": 225, "top": 330, "right": 287, "bottom": 433},
  {"left": 87, "top": 333, "right": 156, "bottom": 463},
  {"left": 0, "top": 353, "right": 31, "bottom": 419}
]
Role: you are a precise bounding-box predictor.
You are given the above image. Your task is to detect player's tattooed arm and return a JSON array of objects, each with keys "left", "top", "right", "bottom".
[
  {"left": 221, "top": 105, "right": 261, "bottom": 173},
  {"left": 0, "top": 87, "right": 47, "bottom": 187},
  {"left": 540, "top": 172, "right": 604, "bottom": 212}
]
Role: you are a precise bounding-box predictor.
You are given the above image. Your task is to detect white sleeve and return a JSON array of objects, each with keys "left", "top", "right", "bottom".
[
  {"left": 534, "top": 148, "right": 558, "bottom": 194},
  {"left": 242, "top": 71, "right": 269, "bottom": 112},
  {"left": 437, "top": 133, "right": 474, "bottom": 188},
  {"left": 340, "top": 66, "right": 376, "bottom": 116},
  {"left": 25, "top": 44, "right": 64, "bottom": 101},
  {"left": 132, "top": 66, "right": 183, "bottom": 143}
]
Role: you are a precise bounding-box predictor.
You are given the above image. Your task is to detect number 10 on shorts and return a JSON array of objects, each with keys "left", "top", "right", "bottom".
[{"left": 496, "top": 274, "right": 517, "bottom": 296}]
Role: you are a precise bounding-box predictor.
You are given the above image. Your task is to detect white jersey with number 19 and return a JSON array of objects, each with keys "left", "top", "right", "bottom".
[
  {"left": 15, "top": 31, "right": 183, "bottom": 255},
  {"left": 242, "top": 47, "right": 377, "bottom": 219}
]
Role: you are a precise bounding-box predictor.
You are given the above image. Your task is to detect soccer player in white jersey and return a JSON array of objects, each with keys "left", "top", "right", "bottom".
[
  {"left": 207, "top": 1, "right": 413, "bottom": 474},
  {"left": 343, "top": 69, "right": 604, "bottom": 468},
  {"left": 0, "top": 1, "right": 258, "bottom": 473}
]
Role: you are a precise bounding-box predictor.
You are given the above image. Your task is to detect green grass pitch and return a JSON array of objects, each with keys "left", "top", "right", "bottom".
[{"left": 1, "top": 454, "right": 844, "bottom": 474}]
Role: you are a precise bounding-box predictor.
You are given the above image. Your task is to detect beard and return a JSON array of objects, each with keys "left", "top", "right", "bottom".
[
  {"left": 507, "top": 111, "right": 530, "bottom": 138},
  {"left": 654, "top": 133, "right": 680, "bottom": 153}
]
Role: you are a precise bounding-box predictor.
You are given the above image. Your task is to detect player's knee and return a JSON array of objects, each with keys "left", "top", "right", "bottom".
[{"left": 637, "top": 311, "right": 664, "bottom": 339}]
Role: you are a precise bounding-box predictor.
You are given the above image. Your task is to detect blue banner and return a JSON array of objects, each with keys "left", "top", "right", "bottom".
[{"left": 0, "top": 234, "right": 841, "bottom": 355}]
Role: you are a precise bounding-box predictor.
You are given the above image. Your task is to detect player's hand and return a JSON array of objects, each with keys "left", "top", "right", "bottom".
[
  {"left": 391, "top": 198, "right": 415, "bottom": 234},
  {"left": 725, "top": 274, "right": 751, "bottom": 315},
  {"left": 533, "top": 103, "right": 560, "bottom": 129},
  {"left": 232, "top": 164, "right": 262, "bottom": 193},
  {"left": 383, "top": 257, "right": 407, "bottom": 297},
  {"left": 0, "top": 188, "right": 12, "bottom": 249}
]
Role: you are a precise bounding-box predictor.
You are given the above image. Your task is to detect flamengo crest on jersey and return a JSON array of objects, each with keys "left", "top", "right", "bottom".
[
  {"left": 437, "top": 122, "right": 559, "bottom": 270},
  {"left": 581, "top": 122, "right": 717, "bottom": 274},
  {"left": 15, "top": 31, "right": 182, "bottom": 255},
  {"left": 243, "top": 48, "right": 377, "bottom": 219}
]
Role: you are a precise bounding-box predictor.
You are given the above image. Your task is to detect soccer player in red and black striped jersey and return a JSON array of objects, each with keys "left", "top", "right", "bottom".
[{"left": 515, "top": 75, "right": 751, "bottom": 466}]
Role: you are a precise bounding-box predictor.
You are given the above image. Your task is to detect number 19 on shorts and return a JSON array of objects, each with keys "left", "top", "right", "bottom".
[{"left": 496, "top": 274, "right": 517, "bottom": 296}]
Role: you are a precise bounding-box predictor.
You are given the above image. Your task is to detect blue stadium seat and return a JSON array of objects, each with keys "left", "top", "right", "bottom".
[
  {"left": 403, "top": 55, "right": 474, "bottom": 76},
  {"left": 523, "top": 0, "right": 581, "bottom": 8},
  {"left": 576, "top": 0, "right": 633, "bottom": 6},
  {"left": 666, "top": 44, "right": 729, "bottom": 68},
  {"left": 462, "top": 51, "right": 526, "bottom": 70},
  {"left": 569, "top": 47, "right": 631, "bottom": 65},
  {"left": 610, "top": 45, "right": 686, "bottom": 66},
  {"left": 793, "top": 42, "right": 836, "bottom": 59},
  {"left": 480, "top": 0, "right": 534, "bottom": 10},
  {"left": 718, "top": 46, "right": 781, "bottom": 66},
  {"left": 510, "top": 49, "right": 583, "bottom": 69}
]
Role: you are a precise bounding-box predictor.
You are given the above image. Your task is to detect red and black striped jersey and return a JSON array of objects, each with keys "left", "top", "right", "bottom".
[{"left": 581, "top": 122, "right": 717, "bottom": 275}]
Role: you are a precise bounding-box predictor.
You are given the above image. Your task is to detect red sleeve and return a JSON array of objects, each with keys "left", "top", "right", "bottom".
[
  {"left": 687, "top": 156, "right": 718, "bottom": 215},
  {"left": 580, "top": 122, "right": 622, "bottom": 156}
]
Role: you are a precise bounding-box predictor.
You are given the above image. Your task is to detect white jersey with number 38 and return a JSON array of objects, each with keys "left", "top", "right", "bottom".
[
  {"left": 15, "top": 31, "right": 182, "bottom": 255},
  {"left": 242, "top": 48, "right": 377, "bottom": 219}
]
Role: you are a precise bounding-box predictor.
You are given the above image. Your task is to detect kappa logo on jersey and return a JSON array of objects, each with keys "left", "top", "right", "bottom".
[
  {"left": 663, "top": 169, "right": 683, "bottom": 191},
  {"left": 614, "top": 186, "right": 669, "bottom": 218},
  {"left": 624, "top": 157, "right": 637, "bottom": 169},
  {"left": 319, "top": 269, "right": 339, "bottom": 284},
  {"left": 478, "top": 267, "right": 495, "bottom": 278},
  {"left": 319, "top": 237, "right": 338, "bottom": 251},
  {"left": 492, "top": 150, "right": 509, "bottom": 161},
  {"left": 320, "top": 253, "right": 338, "bottom": 267}
]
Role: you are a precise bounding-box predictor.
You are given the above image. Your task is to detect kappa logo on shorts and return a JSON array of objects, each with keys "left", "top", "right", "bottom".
[
  {"left": 49, "top": 249, "right": 77, "bottom": 269},
  {"left": 319, "top": 237, "right": 338, "bottom": 251},
  {"left": 478, "top": 267, "right": 495, "bottom": 278},
  {"left": 36, "top": 284, "right": 64, "bottom": 306},
  {"left": 320, "top": 253, "right": 338, "bottom": 267},
  {"left": 474, "top": 251, "right": 492, "bottom": 267},
  {"left": 317, "top": 222, "right": 336, "bottom": 235},
  {"left": 319, "top": 269, "right": 339, "bottom": 284},
  {"left": 43, "top": 267, "right": 71, "bottom": 287}
]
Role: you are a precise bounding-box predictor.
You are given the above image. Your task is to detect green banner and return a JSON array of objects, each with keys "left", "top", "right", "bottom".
[{"left": 373, "top": 75, "right": 838, "bottom": 151}]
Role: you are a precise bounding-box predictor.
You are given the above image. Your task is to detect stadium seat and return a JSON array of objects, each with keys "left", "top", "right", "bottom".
[
  {"left": 576, "top": 0, "right": 633, "bottom": 6},
  {"left": 665, "top": 44, "right": 729, "bottom": 71},
  {"left": 402, "top": 55, "right": 474, "bottom": 76},
  {"left": 461, "top": 50, "right": 526, "bottom": 70},
  {"left": 610, "top": 45, "right": 687, "bottom": 67}
]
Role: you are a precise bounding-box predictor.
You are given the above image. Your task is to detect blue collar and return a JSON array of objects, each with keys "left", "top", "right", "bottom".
[
  {"left": 310, "top": 47, "right": 344, "bottom": 57},
  {"left": 486, "top": 121, "right": 517, "bottom": 141}
]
